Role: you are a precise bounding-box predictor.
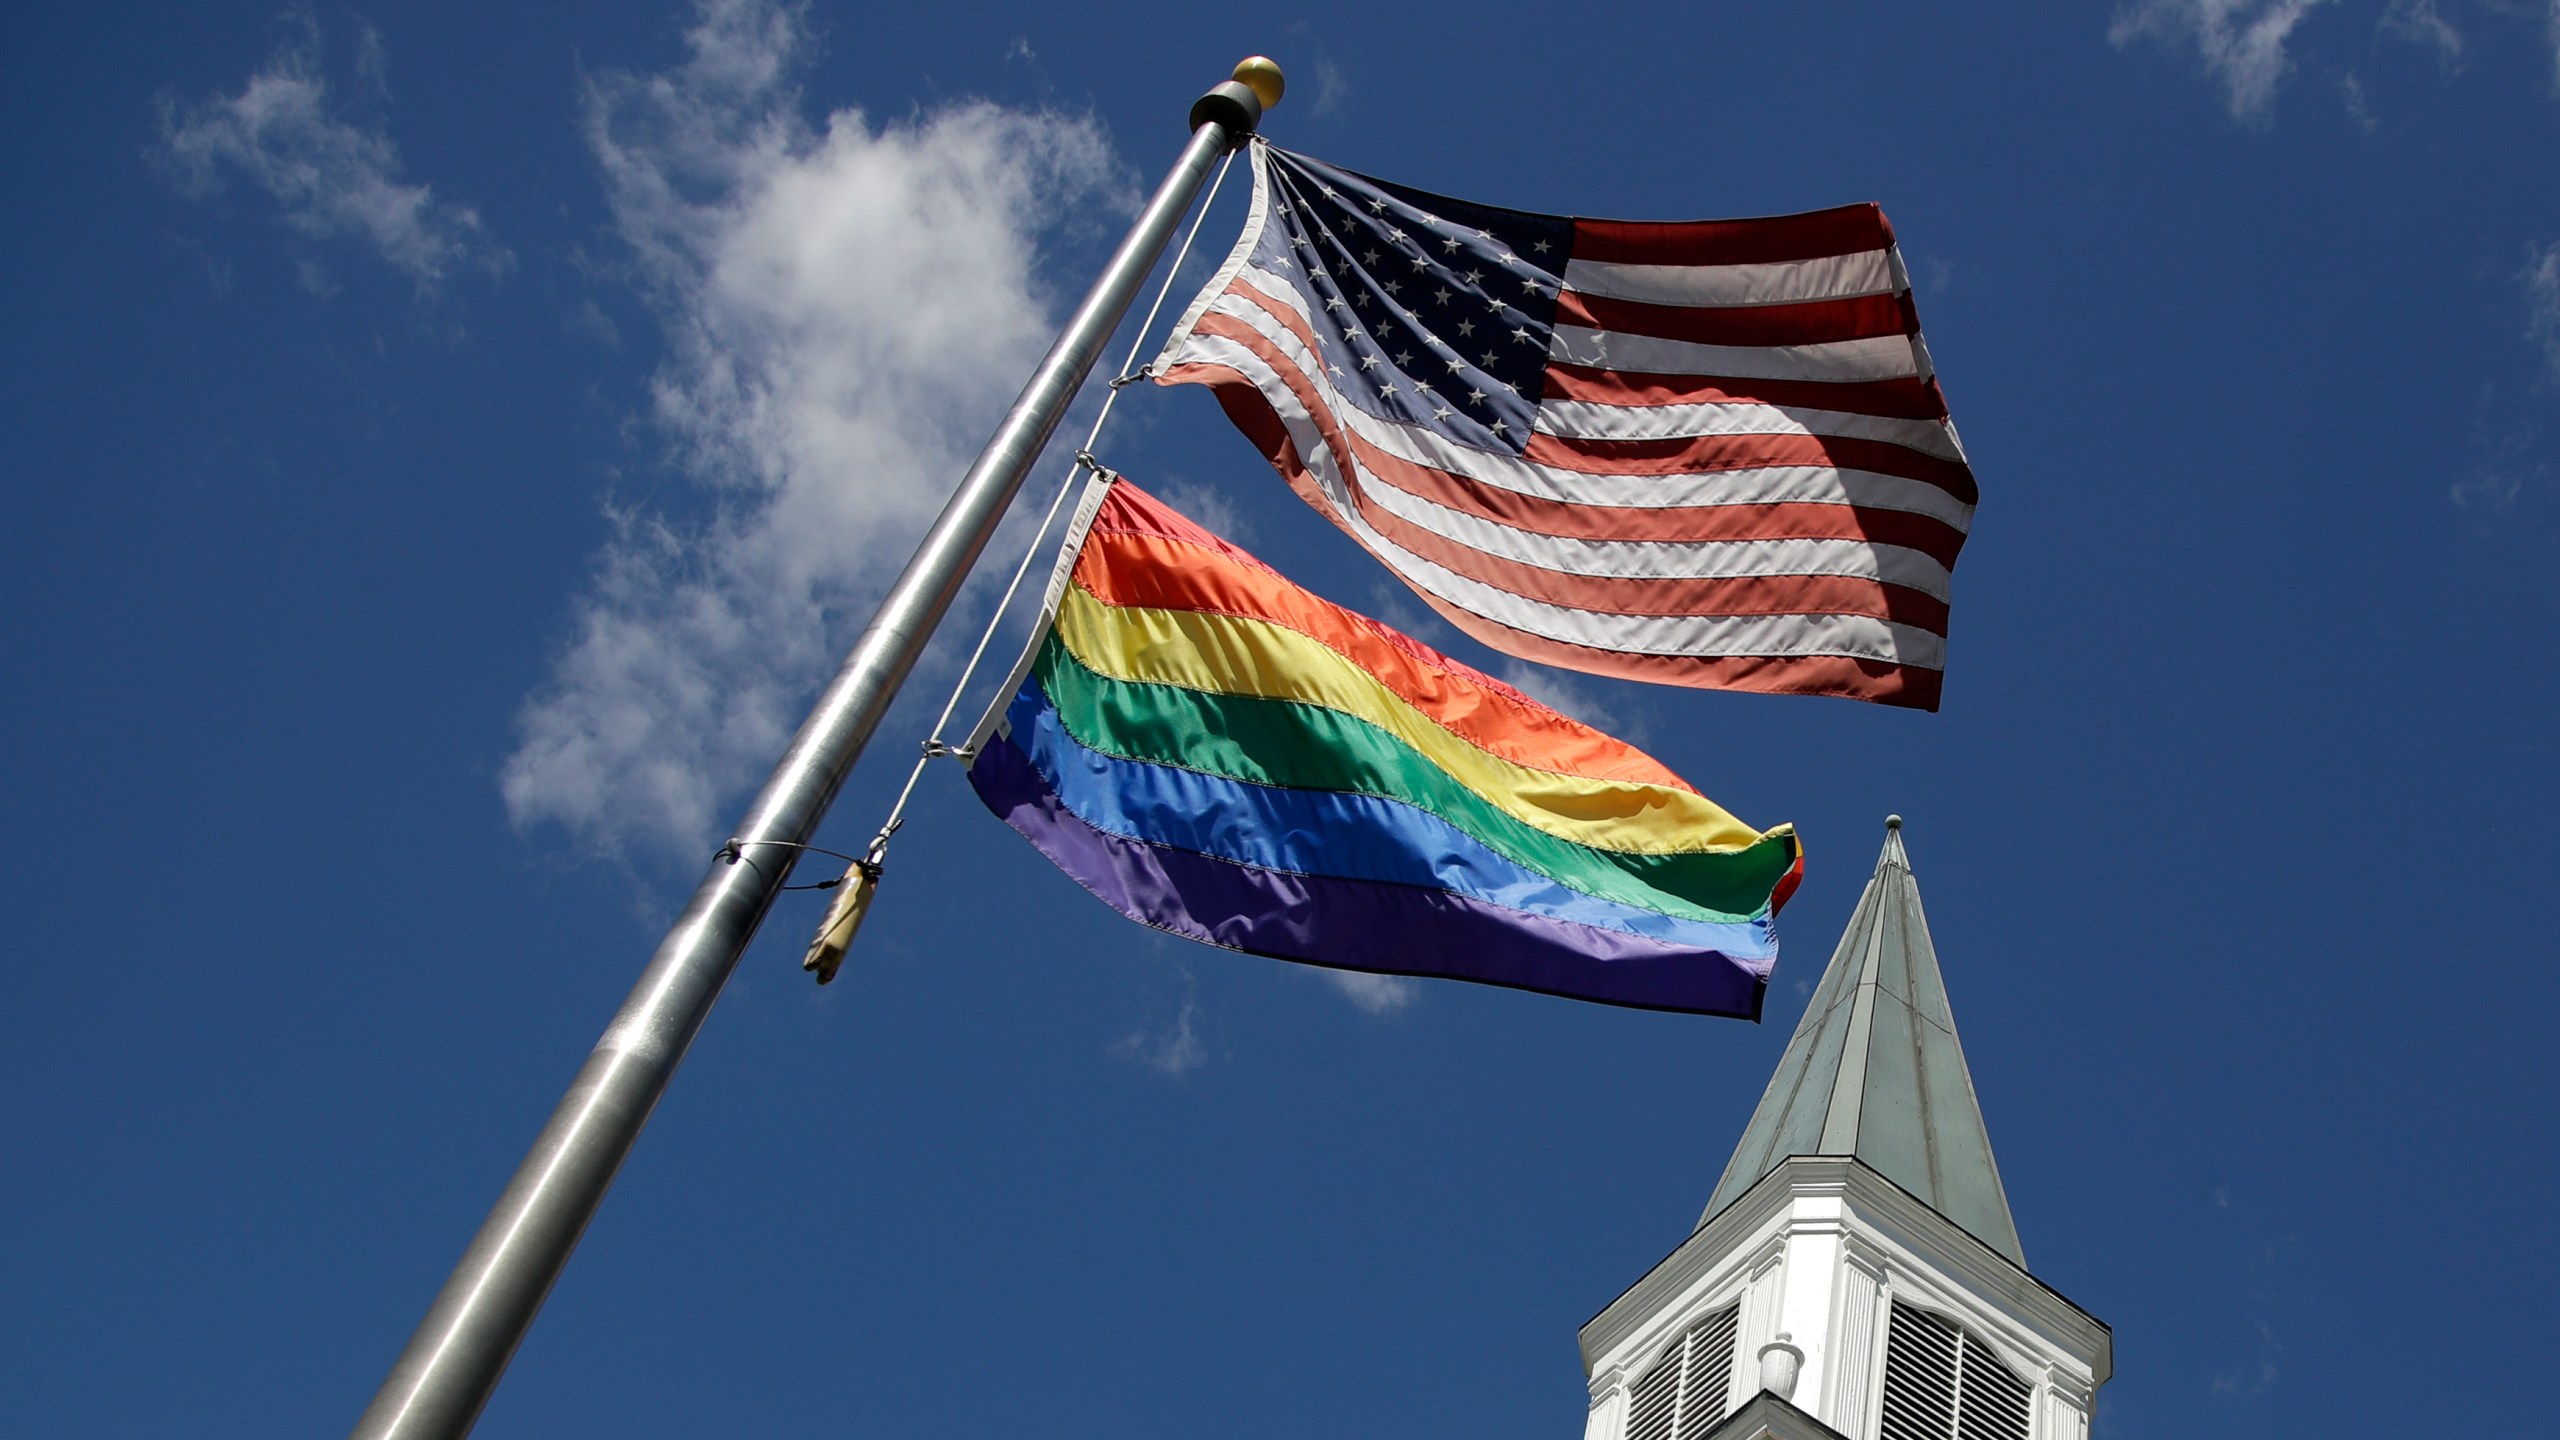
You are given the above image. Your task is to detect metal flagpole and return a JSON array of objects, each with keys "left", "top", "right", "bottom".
[{"left": 349, "top": 59, "right": 1284, "bottom": 1440}]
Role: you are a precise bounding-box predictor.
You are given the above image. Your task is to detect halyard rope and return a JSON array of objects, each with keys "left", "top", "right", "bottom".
[{"left": 860, "top": 145, "right": 1239, "bottom": 864}]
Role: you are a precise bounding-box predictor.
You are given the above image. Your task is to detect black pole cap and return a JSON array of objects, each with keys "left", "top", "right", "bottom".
[{"left": 1189, "top": 78, "right": 1263, "bottom": 140}]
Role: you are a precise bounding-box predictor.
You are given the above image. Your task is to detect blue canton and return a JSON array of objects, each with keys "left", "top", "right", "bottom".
[{"left": 1250, "top": 146, "right": 1572, "bottom": 457}]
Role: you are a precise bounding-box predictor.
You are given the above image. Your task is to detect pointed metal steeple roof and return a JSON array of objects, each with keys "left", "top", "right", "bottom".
[{"left": 1700, "top": 817, "right": 2025, "bottom": 1264}]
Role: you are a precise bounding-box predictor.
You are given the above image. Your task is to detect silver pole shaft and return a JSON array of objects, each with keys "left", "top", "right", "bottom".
[{"left": 351, "top": 86, "right": 1260, "bottom": 1440}]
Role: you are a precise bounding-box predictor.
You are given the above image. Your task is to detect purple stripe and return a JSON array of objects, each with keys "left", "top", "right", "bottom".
[{"left": 970, "top": 729, "right": 1768, "bottom": 1019}]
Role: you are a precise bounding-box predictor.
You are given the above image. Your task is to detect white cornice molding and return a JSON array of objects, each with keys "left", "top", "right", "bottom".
[
  {"left": 1587, "top": 1363, "right": 1626, "bottom": 1407},
  {"left": 1581, "top": 1158, "right": 2111, "bottom": 1385}
]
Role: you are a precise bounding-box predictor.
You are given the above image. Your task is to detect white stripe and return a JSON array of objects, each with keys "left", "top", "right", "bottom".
[
  {"left": 1189, "top": 289, "right": 1975, "bottom": 531},
  {"left": 1549, "top": 325, "right": 1922, "bottom": 383},
  {"left": 1356, "top": 478, "right": 1954, "bottom": 599},
  {"left": 1533, "top": 397, "right": 1964, "bottom": 463},
  {"left": 1166, "top": 316, "right": 1947, "bottom": 666},
  {"left": 1562, "top": 250, "right": 1896, "bottom": 308},
  {"left": 1153, "top": 143, "right": 1275, "bottom": 362},
  {"left": 1178, "top": 325, "right": 1952, "bottom": 599}
]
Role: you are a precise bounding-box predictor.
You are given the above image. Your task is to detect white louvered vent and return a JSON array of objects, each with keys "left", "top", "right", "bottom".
[
  {"left": 1879, "top": 1302, "right": 2032, "bottom": 1440},
  {"left": 1625, "top": 1304, "right": 1738, "bottom": 1440}
]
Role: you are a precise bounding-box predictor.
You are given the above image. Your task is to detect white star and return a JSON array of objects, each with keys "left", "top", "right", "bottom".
[
  {"left": 1486, "top": 297, "right": 1509, "bottom": 313},
  {"left": 1490, "top": 419, "right": 1508, "bottom": 435},
  {"left": 1520, "top": 278, "right": 1546, "bottom": 296},
  {"left": 1445, "top": 357, "right": 1466, "bottom": 372},
  {"left": 1411, "top": 255, "right": 1429, "bottom": 271},
  {"left": 1353, "top": 291, "right": 1371, "bottom": 307},
  {"left": 1379, "top": 382, "right": 1398, "bottom": 396},
  {"left": 1455, "top": 319, "right": 1475, "bottom": 336},
  {"left": 1363, "top": 248, "right": 1381, "bottom": 265},
  {"left": 1384, "top": 279, "right": 1401, "bottom": 295},
  {"left": 1512, "top": 326, "right": 1535, "bottom": 344},
  {"left": 1360, "top": 354, "right": 1381, "bottom": 370},
  {"left": 1387, "top": 227, "right": 1407, "bottom": 244},
  {"left": 1467, "top": 387, "right": 1487, "bottom": 403},
  {"left": 1502, "top": 380, "right": 1520, "bottom": 394},
  {"left": 1479, "top": 352, "right": 1499, "bottom": 367},
  {"left": 1323, "top": 296, "right": 1345, "bottom": 311},
  {"left": 1441, "top": 236, "right": 1462, "bottom": 252},
  {"left": 1462, "top": 269, "right": 1483, "bottom": 285},
  {"left": 1476, "top": 227, "right": 1494, "bottom": 238},
  {"left": 1327, "top": 362, "right": 1345, "bottom": 377},
  {"left": 1434, "top": 287, "right": 1453, "bottom": 305},
  {"left": 1395, "top": 351, "right": 1413, "bottom": 365},
  {"left": 1433, "top": 405, "right": 1454, "bottom": 420},
  {"left": 1532, "top": 238, "right": 1552, "bottom": 253},
  {"left": 1319, "top": 183, "right": 1338, "bottom": 198},
  {"left": 1367, "top": 197, "right": 1387, "bottom": 213},
  {"left": 1497, "top": 251, "right": 1519, "bottom": 266}
]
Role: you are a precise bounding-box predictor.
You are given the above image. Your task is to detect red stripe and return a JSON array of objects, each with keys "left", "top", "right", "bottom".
[
  {"left": 1361, "top": 498, "right": 1954, "bottom": 627},
  {"left": 1571, "top": 204, "right": 1895, "bottom": 267},
  {"left": 1553, "top": 289, "right": 1917, "bottom": 349},
  {"left": 1160, "top": 351, "right": 1953, "bottom": 630},
  {"left": 1416, "top": 597, "right": 1944, "bottom": 711},
  {"left": 1524, "top": 430, "right": 1978, "bottom": 506},
  {"left": 1541, "top": 363, "right": 1953, "bottom": 420},
  {"left": 1222, "top": 274, "right": 1326, "bottom": 372}
]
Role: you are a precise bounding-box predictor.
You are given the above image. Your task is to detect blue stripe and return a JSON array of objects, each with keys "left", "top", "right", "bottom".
[
  {"left": 1000, "top": 679, "right": 1776, "bottom": 956},
  {"left": 969, "top": 728, "right": 1772, "bottom": 1019}
]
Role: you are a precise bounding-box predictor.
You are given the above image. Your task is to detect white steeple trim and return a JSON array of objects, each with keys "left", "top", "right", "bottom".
[
  {"left": 1580, "top": 1158, "right": 2108, "bottom": 1440},
  {"left": 1582, "top": 1363, "right": 1630, "bottom": 1440}
]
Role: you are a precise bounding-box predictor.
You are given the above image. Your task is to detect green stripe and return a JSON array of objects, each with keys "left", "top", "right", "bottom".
[{"left": 1032, "top": 637, "right": 1793, "bottom": 922}]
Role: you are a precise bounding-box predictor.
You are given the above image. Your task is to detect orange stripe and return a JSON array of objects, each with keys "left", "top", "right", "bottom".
[{"left": 1072, "top": 483, "right": 1696, "bottom": 792}]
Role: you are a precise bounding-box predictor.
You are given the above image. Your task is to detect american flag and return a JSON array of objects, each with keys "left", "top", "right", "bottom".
[{"left": 1152, "top": 143, "right": 1975, "bottom": 710}]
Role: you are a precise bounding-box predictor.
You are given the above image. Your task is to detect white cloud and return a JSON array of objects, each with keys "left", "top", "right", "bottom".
[
  {"left": 2379, "top": 0, "right": 2463, "bottom": 71},
  {"left": 1144, "top": 477, "right": 1253, "bottom": 544},
  {"left": 1492, "top": 659, "right": 1644, "bottom": 743},
  {"left": 2549, "top": 0, "right": 2560, "bottom": 91},
  {"left": 2109, "top": 0, "right": 2335, "bottom": 121},
  {"left": 1112, "top": 991, "right": 1206, "bottom": 1076},
  {"left": 1311, "top": 60, "right": 1350, "bottom": 120},
  {"left": 2452, "top": 379, "right": 2536, "bottom": 510},
  {"left": 1321, "top": 971, "right": 1419, "bottom": 1016},
  {"left": 2339, "top": 70, "right": 2377, "bottom": 130},
  {"left": 502, "top": 0, "right": 1123, "bottom": 859},
  {"left": 154, "top": 14, "right": 501, "bottom": 288},
  {"left": 2526, "top": 241, "right": 2560, "bottom": 382}
]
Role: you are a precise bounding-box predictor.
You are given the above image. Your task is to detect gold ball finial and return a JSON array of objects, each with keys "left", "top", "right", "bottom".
[{"left": 1233, "top": 56, "right": 1285, "bottom": 111}]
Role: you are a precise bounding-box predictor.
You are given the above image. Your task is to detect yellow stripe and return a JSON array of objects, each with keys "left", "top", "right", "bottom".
[{"left": 1053, "top": 585, "right": 1766, "bottom": 856}]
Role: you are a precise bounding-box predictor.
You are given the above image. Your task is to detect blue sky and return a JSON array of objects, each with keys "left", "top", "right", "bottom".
[{"left": 5, "top": 1, "right": 2557, "bottom": 1434}]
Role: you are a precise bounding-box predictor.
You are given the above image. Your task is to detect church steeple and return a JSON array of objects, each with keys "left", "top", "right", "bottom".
[
  {"left": 1574, "top": 819, "right": 2109, "bottom": 1440},
  {"left": 1702, "top": 816, "right": 2023, "bottom": 1264}
]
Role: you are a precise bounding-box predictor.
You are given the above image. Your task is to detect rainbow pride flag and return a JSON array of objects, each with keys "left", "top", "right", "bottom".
[{"left": 964, "top": 476, "right": 1802, "bottom": 1018}]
